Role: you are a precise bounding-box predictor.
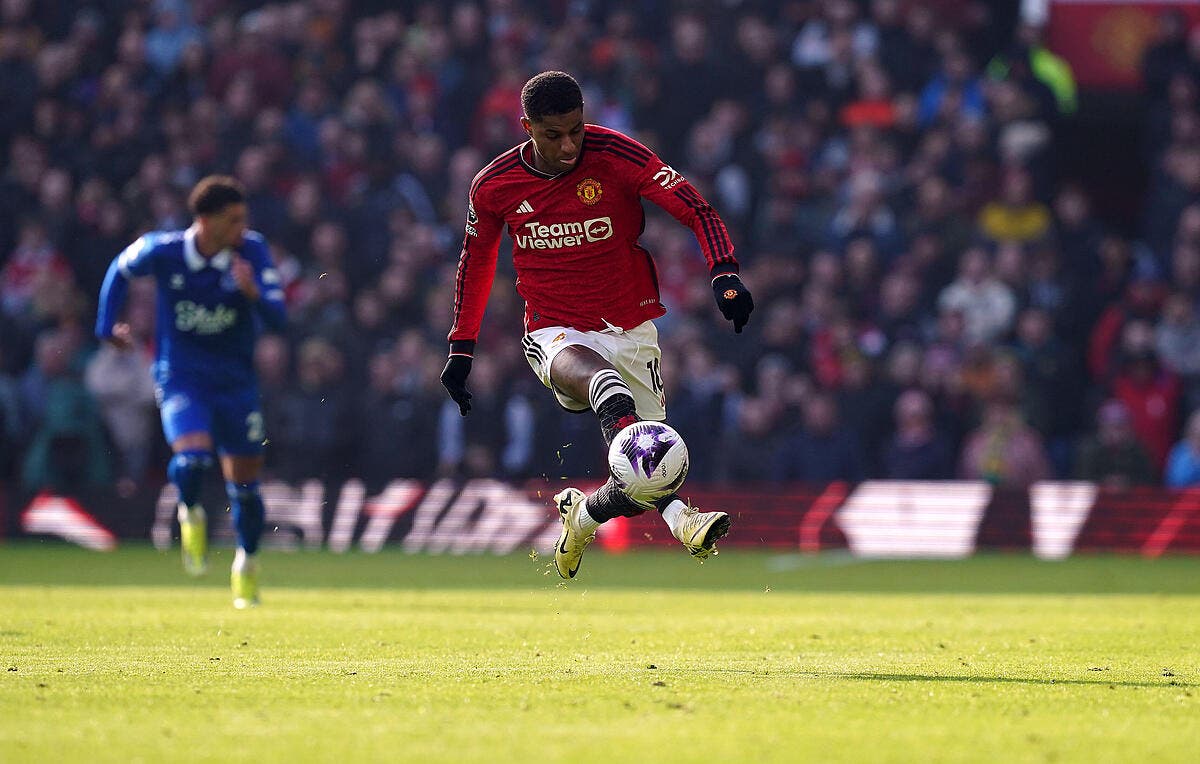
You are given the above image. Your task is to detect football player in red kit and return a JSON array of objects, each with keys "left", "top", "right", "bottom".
[{"left": 440, "top": 71, "right": 754, "bottom": 579}]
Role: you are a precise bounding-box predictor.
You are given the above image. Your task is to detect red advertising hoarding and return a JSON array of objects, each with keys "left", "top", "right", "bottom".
[{"left": 8, "top": 478, "right": 1200, "bottom": 558}]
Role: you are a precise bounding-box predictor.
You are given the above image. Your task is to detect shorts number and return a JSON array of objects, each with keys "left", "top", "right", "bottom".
[
  {"left": 246, "top": 411, "right": 264, "bottom": 443},
  {"left": 646, "top": 358, "right": 664, "bottom": 395}
]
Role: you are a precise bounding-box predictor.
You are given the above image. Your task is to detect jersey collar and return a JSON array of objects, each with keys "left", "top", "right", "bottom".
[
  {"left": 184, "top": 226, "right": 233, "bottom": 272},
  {"left": 518, "top": 139, "right": 585, "bottom": 180}
]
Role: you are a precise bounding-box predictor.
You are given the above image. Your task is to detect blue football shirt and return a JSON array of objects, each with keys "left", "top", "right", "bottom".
[{"left": 95, "top": 227, "right": 287, "bottom": 392}]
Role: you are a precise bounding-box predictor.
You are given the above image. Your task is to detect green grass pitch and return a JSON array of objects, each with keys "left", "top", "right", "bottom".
[{"left": 1, "top": 543, "right": 1198, "bottom": 762}]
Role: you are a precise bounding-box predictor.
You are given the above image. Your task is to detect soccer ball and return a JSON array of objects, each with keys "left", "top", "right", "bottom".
[{"left": 607, "top": 421, "right": 689, "bottom": 504}]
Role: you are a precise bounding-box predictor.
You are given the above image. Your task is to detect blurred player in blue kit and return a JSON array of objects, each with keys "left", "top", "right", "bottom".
[{"left": 96, "top": 176, "right": 286, "bottom": 608}]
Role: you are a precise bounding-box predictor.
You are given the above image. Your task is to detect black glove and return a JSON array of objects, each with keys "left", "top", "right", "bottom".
[
  {"left": 712, "top": 273, "right": 754, "bottom": 333},
  {"left": 440, "top": 354, "right": 473, "bottom": 415}
]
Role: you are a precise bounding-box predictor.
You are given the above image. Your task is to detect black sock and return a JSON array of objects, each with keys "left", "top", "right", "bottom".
[
  {"left": 586, "top": 479, "right": 651, "bottom": 521},
  {"left": 588, "top": 369, "right": 639, "bottom": 445},
  {"left": 653, "top": 492, "right": 681, "bottom": 513},
  {"left": 596, "top": 393, "right": 638, "bottom": 445}
]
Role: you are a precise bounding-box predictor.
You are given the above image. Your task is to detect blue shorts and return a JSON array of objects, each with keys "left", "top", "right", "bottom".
[{"left": 158, "top": 382, "right": 265, "bottom": 456}]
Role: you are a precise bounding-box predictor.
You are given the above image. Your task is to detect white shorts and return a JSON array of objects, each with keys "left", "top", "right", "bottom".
[{"left": 521, "top": 320, "right": 666, "bottom": 419}]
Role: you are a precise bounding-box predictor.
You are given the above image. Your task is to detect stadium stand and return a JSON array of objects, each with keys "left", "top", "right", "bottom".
[{"left": 1, "top": 0, "right": 1197, "bottom": 500}]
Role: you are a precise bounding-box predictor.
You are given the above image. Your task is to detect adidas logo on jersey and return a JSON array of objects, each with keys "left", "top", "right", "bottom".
[{"left": 515, "top": 200, "right": 534, "bottom": 214}]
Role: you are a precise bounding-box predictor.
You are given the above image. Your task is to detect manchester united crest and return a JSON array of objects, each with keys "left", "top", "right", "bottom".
[{"left": 576, "top": 178, "right": 603, "bottom": 206}]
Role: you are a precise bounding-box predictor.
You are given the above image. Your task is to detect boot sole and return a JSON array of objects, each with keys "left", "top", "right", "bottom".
[{"left": 690, "top": 514, "right": 732, "bottom": 557}]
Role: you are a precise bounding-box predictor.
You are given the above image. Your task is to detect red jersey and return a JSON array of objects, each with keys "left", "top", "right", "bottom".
[{"left": 448, "top": 124, "right": 739, "bottom": 352}]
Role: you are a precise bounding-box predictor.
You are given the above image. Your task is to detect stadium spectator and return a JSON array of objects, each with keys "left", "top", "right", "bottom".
[
  {"left": 2, "top": 218, "right": 71, "bottom": 327},
  {"left": 437, "top": 353, "right": 535, "bottom": 480},
  {"left": 1145, "top": 142, "right": 1200, "bottom": 256},
  {"left": 21, "top": 329, "right": 112, "bottom": 495},
  {"left": 874, "top": 268, "right": 925, "bottom": 346},
  {"left": 1011, "top": 306, "right": 1080, "bottom": 471},
  {"left": 977, "top": 166, "right": 1052, "bottom": 246},
  {"left": 905, "top": 174, "right": 974, "bottom": 282},
  {"left": 1141, "top": 9, "right": 1191, "bottom": 102},
  {"left": 723, "top": 396, "right": 786, "bottom": 483},
  {"left": 208, "top": 13, "right": 291, "bottom": 109},
  {"left": 828, "top": 173, "right": 904, "bottom": 258},
  {"left": 987, "top": 22, "right": 1077, "bottom": 116},
  {"left": 1074, "top": 400, "right": 1156, "bottom": 489},
  {"left": 357, "top": 343, "right": 439, "bottom": 490},
  {"left": 959, "top": 358, "right": 1052, "bottom": 488},
  {"left": 0, "top": 340, "right": 24, "bottom": 480},
  {"left": 145, "top": 0, "right": 204, "bottom": 77},
  {"left": 882, "top": 388, "right": 954, "bottom": 479},
  {"left": 917, "top": 44, "right": 986, "bottom": 129},
  {"left": 775, "top": 391, "right": 864, "bottom": 482},
  {"left": 253, "top": 332, "right": 290, "bottom": 482},
  {"left": 1088, "top": 279, "right": 1168, "bottom": 384},
  {"left": 343, "top": 286, "right": 398, "bottom": 379},
  {"left": 938, "top": 246, "right": 1017, "bottom": 345},
  {"left": 1155, "top": 291, "right": 1200, "bottom": 411},
  {"left": 791, "top": 0, "right": 875, "bottom": 72},
  {"left": 836, "top": 353, "right": 894, "bottom": 474},
  {"left": 1111, "top": 345, "right": 1181, "bottom": 473},
  {"left": 1165, "top": 409, "right": 1200, "bottom": 487},
  {"left": 663, "top": 343, "right": 737, "bottom": 481},
  {"left": 83, "top": 285, "right": 156, "bottom": 495},
  {"left": 1053, "top": 185, "right": 1104, "bottom": 278},
  {"left": 274, "top": 336, "right": 356, "bottom": 484},
  {"left": 1072, "top": 236, "right": 1134, "bottom": 346}
]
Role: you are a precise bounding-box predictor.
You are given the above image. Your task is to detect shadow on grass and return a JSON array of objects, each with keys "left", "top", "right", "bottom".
[
  {"left": 828, "top": 672, "right": 1193, "bottom": 689},
  {"left": 678, "top": 668, "right": 1193, "bottom": 688}
]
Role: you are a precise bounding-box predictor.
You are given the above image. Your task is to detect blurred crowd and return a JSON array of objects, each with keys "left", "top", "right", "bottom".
[{"left": 5, "top": 0, "right": 1200, "bottom": 498}]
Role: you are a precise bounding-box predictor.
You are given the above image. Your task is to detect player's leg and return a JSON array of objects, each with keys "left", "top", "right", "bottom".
[
  {"left": 221, "top": 454, "right": 265, "bottom": 609},
  {"left": 611, "top": 322, "right": 731, "bottom": 559},
  {"left": 161, "top": 387, "right": 215, "bottom": 575},
  {"left": 214, "top": 391, "right": 267, "bottom": 608},
  {"left": 544, "top": 343, "right": 639, "bottom": 445},
  {"left": 544, "top": 344, "right": 642, "bottom": 577},
  {"left": 523, "top": 330, "right": 646, "bottom": 578},
  {"left": 550, "top": 479, "right": 649, "bottom": 579}
]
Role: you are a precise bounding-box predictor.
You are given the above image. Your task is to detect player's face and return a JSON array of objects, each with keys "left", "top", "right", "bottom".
[
  {"left": 203, "top": 202, "right": 248, "bottom": 250},
  {"left": 522, "top": 109, "right": 584, "bottom": 174}
]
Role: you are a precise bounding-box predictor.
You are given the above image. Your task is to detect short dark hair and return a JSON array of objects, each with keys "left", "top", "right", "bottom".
[
  {"left": 188, "top": 175, "right": 245, "bottom": 216},
  {"left": 521, "top": 71, "right": 583, "bottom": 122}
]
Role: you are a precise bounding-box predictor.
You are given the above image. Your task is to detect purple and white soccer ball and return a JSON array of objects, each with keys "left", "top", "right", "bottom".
[{"left": 607, "top": 421, "right": 689, "bottom": 504}]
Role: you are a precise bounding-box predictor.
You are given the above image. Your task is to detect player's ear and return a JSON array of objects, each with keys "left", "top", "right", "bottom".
[{"left": 520, "top": 116, "right": 532, "bottom": 136}]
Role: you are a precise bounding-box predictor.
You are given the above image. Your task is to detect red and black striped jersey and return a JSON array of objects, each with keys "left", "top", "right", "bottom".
[{"left": 448, "top": 124, "right": 739, "bottom": 351}]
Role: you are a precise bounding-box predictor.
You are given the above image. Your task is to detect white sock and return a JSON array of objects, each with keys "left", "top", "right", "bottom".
[
  {"left": 577, "top": 499, "right": 602, "bottom": 534},
  {"left": 177, "top": 503, "right": 205, "bottom": 525},
  {"left": 232, "top": 547, "right": 257, "bottom": 574},
  {"left": 661, "top": 499, "right": 688, "bottom": 535}
]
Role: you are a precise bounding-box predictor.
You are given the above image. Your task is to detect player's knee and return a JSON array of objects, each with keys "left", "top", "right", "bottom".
[
  {"left": 168, "top": 450, "right": 213, "bottom": 497},
  {"left": 225, "top": 480, "right": 262, "bottom": 505},
  {"left": 221, "top": 453, "right": 264, "bottom": 484},
  {"left": 549, "top": 345, "right": 609, "bottom": 400}
]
